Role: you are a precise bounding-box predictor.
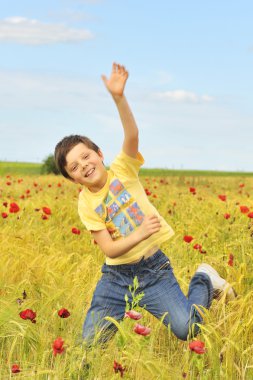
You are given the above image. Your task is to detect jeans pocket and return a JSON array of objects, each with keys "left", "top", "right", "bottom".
[{"left": 157, "top": 260, "right": 171, "bottom": 271}]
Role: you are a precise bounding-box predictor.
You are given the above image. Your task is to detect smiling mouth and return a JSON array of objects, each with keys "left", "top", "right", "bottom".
[{"left": 85, "top": 168, "right": 95, "bottom": 177}]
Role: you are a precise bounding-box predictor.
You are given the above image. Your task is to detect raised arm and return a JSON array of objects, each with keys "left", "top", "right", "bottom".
[{"left": 101, "top": 63, "right": 139, "bottom": 158}]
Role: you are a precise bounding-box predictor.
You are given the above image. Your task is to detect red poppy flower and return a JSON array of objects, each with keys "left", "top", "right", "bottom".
[
  {"left": 42, "top": 214, "right": 48, "bottom": 220},
  {"left": 72, "top": 227, "right": 81, "bottom": 235},
  {"left": 193, "top": 243, "right": 202, "bottom": 250},
  {"left": 57, "top": 183, "right": 62, "bottom": 187},
  {"left": 6, "top": 181, "right": 11, "bottom": 186},
  {"left": 20, "top": 195, "right": 25, "bottom": 199},
  {"left": 9, "top": 202, "right": 20, "bottom": 213},
  {"left": 52, "top": 337, "right": 65, "bottom": 356},
  {"left": 240, "top": 206, "right": 249, "bottom": 214},
  {"left": 247, "top": 212, "right": 253, "bottom": 219},
  {"left": 42, "top": 207, "right": 51, "bottom": 215},
  {"left": 189, "top": 340, "right": 206, "bottom": 354},
  {"left": 18, "top": 179, "right": 23, "bottom": 183},
  {"left": 3, "top": 202, "right": 8, "bottom": 207},
  {"left": 239, "top": 183, "right": 245, "bottom": 188},
  {"left": 33, "top": 182, "right": 38, "bottom": 187},
  {"left": 228, "top": 253, "right": 234, "bottom": 266},
  {"left": 224, "top": 213, "right": 231, "bottom": 219},
  {"left": 1, "top": 212, "right": 8, "bottom": 218},
  {"left": 11, "top": 364, "right": 21, "bottom": 373},
  {"left": 145, "top": 188, "right": 152, "bottom": 196},
  {"left": 124, "top": 310, "right": 142, "bottom": 320},
  {"left": 183, "top": 235, "right": 193, "bottom": 243},
  {"left": 58, "top": 308, "right": 70, "bottom": 318},
  {"left": 218, "top": 195, "right": 227, "bottom": 202},
  {"left": 133, "top": 323, "right": 151, "bottom": 336},
  {"left": 113, "top": 360, "right": 125, "bottom": 377},
  {"left": 19, "top": 309, "right": 36, "bottom": 323},
  {"left": 189, "top": 187, "right": 196, "bottom": 194}
]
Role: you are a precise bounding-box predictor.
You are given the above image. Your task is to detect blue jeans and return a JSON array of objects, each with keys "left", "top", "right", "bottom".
[{"left": 82, "top": 250, "right": 213, "bottom": 345}]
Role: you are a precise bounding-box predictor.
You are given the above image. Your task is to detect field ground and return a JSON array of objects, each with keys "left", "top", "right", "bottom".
[
  {"left": 1, "top": 161, "right": 253, "bottom": 177},
  {"left": 0, "top": 162, "right": 42, "bottom": 176},
  {"left": 0, "top": 169, "right": 253, "bottom": 379}
]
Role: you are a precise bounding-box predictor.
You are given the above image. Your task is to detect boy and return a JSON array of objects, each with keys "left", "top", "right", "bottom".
[{"left": 54, "top": 63, "right": 236, "bottom": 346}]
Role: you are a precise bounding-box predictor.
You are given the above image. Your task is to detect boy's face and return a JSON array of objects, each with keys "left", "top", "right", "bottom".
[{"left": 65, "top": 143, "right": 107, "bottom": 192}]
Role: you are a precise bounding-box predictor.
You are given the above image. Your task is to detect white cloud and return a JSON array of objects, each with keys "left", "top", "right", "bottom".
[
  {"left": 0, "top": 17, "right": 93, "bottom": 45},
  {"left": 155, "top": 90, "right": 214, "bottom": 103}
]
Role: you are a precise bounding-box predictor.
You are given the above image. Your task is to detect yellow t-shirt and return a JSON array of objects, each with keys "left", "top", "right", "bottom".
[{"left": 78, "top": 150, "right": 174, "bottom": 265}]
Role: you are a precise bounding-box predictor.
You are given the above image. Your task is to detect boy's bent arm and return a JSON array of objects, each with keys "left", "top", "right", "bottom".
[
  {"left": 91, "top": 215, "right": 161, "bottom": 259},
  {"left": 102, "top": 63, "right": 139, "bottom": 158}
]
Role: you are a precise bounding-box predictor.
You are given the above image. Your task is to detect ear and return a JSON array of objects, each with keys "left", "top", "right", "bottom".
[{"left": 98, "top": 149, "right": 104, "bottom": 160}]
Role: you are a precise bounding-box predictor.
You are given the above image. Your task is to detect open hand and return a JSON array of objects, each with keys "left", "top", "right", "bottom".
[{"left": 101, "top": 63, "right": 128, "bottom": 97}]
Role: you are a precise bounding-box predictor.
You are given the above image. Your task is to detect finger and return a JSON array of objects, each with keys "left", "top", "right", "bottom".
[
  {"left": 117, "top": 64, "right": 122, "bottom": 74},
  {"left": 112, "top": 62, "right": 117, "bottom": 73},
  {"left": 149, "top": 214, "right": 159, "bottom": 220},
  {"left": 147, "top": 220, "right": 160, "bottom": 229},
  {"left": 149, "top": 226, "right": 160, "bottom": 234},
  {"left": 151, "top": 222, "right": 161, "bottom": 229},
  {"left": 152, "top": 225, "right": 160, "bottom": 231},
  {"left": 101, "top": 75, "right": 108, "bottom": 85},
  {"left": 121, "top": 65, "right": 127, "bottom": 75}
]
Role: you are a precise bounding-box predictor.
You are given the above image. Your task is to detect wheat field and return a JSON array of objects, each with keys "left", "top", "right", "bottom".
[{"left": 1, "top": 173, "right": 253, "bottom": 379}]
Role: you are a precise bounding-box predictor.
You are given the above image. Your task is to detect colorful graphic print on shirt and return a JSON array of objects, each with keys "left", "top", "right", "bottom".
[{"left": 94, "top": 178, "right": 145, "bottom": 239}]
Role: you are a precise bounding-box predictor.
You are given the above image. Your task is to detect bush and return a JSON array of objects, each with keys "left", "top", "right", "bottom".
[{"left": 41, "top": 154, "right": 60, "bottom": 175}]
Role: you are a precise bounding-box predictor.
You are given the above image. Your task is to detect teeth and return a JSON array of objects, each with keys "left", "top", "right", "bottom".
[{"left": 86, "top": 168, "right": 94, "bottom": 177}]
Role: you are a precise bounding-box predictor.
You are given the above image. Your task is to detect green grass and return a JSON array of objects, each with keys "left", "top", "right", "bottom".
[
  {"left": 0, "top": 162, "right": 42, "bottom": 175},
  {"left": 1, "top": 161, "right": 253, "bottom": 177},
  {"left": 139, "top": 168, "right": 253, "bottom": 177}
]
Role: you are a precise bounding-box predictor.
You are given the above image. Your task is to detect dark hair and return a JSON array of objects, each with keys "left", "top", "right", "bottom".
[{"left": 54, "top": 135, "right": 100, "bottom": 180}]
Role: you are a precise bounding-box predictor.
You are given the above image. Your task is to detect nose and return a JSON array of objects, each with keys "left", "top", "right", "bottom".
[{"left": 81, "top": 161, "right": 88, "bottom": 169}]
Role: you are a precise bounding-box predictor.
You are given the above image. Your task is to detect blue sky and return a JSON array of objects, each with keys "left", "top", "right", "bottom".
[{"left": 0, "top": 0, "right": 252, "bottom": 171}]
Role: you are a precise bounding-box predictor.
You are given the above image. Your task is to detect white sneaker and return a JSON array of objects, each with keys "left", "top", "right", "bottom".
[{"left": 196, "top": 263, "right": 237, "bottom": 302}]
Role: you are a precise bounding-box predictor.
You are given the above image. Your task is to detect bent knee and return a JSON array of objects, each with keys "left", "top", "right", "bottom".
[{"left": 171, "top": 321, "right": 201, "bottom": 341}]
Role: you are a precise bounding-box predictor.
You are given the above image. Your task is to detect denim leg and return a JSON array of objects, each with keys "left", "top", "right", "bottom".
[
  {"left": 82, "top": 250, "right": 213, "bottom": 346},
  {"left": 82, "top": 269, "right": 131, "bottom": 347},
  {"left": 137, "top": 250, "right": 213, "bottom": 341}
]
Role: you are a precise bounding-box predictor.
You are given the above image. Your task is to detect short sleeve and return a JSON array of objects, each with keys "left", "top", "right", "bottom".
[
  {"left": 78, "top": 198, "right": 106, "bottom": 231},
  {"left": 110, "top": 150, "right": 144, "bottom": 180}
]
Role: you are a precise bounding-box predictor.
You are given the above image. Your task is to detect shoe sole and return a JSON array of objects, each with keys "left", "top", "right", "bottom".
[{"left": 197, "top": 264, "right": 237, "bottom": 302}]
